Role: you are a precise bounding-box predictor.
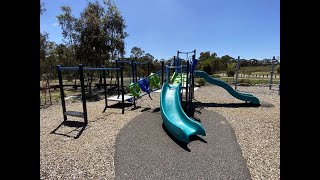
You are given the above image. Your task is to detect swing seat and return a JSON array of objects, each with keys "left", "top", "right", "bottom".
[
  {"left": 138, "top": 78, "right": 151, "bottom": 93},
  {"left": 129, "top": 82, "right": 141, "bottom": 97}
]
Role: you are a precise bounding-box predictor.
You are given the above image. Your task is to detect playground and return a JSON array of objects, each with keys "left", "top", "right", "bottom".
[{"left": 40, "top": 52, "right": 279, "bottom": 180}]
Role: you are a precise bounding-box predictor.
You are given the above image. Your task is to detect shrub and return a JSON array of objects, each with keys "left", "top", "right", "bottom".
[
  {"left": 238, "top": 79, "right": 251, "bottom": 86},
  {"left": 276, "top": 65, "right": 280, "bottom": 74},
  {"left": 201, "top": 59, "right": 212, "bottom": 74},
  {"left": 197, "top": 78, "right": 206, "bottom": 86},
  {"left": 226, "top": 63, "right": 236, "bottom": 77},
  {"left": 211, "top": 74, "right": 220, "bottom": 78}
]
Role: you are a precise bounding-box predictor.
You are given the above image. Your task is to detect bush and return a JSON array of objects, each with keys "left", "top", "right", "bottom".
[
  {"left": 201, "top": 59, "right": 212, "bottom": 74},
  {"left": 226, "top": 63, "right": 236, "bottom": 77},
  {"left": 197, "top": 78, "right": 206, "bottom": 86},
  {"left": 211, "top": 74, "right": 220, "bottom": 78},
  {"left": 238, "top": 79, "right": 251, "bottom": 86},
  {"left": 276, "top": 65, "right": 280, "bottom": 74}
]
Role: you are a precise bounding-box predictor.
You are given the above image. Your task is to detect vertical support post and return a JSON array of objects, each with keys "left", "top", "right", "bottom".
[
  {"left": 79, "top": 64, "right": 88, "bottom": 124},
  {"left": 116, "top": 61, "right": 120, "bottom": 97},
  {"left": 166, "top": 65, "right": 170, "bottom": 84},
  {"left": 269, "top": 56, "right": 275, "bottom": 90},
  {"left": 161, "top": 60, "right": 164, "bottom": 85},
  {"left": 135, "top": 63, "right": 138, "bottom": 82},
  {"left": 131, "top": 59, "right": 136, "bottom": 109},
  {"left": 103, "top": 69, "right": 108, "bottom": 112},
  {"left": 147, "top": 61, "right": 150, "bottom": 76},
  {"left": 177, "top": 51, "right": 179, "bottom": 59},
  {"left": 190, "top": 50, "right": 196, "bottom": 102},
  {"left": 120, "top": 65, "right": 125, "bottom": 114},
  {"left": 235, "top": 56, "right": 240, "bottom": 90},
  {"left": 186, "top": 61, "right": 189, "bottom": 109},
  {"left": 57, "top": 65, "right": 67, "bottom": 121}
]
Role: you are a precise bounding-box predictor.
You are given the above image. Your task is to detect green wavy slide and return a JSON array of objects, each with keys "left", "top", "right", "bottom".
[
  {"left": 160, "top": 82, "right": 206, "bottom": 143},
  {"left": 194, "top": 70, "right": 260, "bottom": 104}
]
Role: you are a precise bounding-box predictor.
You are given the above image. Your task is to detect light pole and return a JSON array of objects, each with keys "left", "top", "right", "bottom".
[
  {"left": 269, "top": 56, "right": 275, "bottom": 90},
  {"left": 235, "top": 56, "right": 240, "bottom": 90}
]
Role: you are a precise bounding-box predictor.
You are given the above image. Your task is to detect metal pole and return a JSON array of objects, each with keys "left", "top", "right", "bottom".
[
  {"left": 131, "top": 59, "right": 136, "bottom": 109},
  {"left": 120, "top": 65, "right": 125, "bottom": 114},
  {"left": 269, "top": 56, "right": 275, "bottom": 90},
  {"left": 135, "top": 63, "right": 138, "bottom": 82},
  {"left": 235, "top": 56, "right": 240, "bottom": 90},
  {"left": 103, "top": 69, "right": 108, "bottom": 112},
  {"left": 186, "top": 61, "right": 189, "bottom": 109},
  {"left": 147, "top": 61, "right": 150, "bottom": 76},
  {"left": 79, "top": 64, "right": 88, "bottom": 124},
  {"left": 57, "top": 65, "right": 67, "bottom": 121},
  {"left": 166, "top": 65, "right": 170, "bottom": 83},
  {"left": 116, "top": 61, "right": 120, "bottom": 97},
  {"left": 161, "top": 61, "right": 164, "bottom": 85}
]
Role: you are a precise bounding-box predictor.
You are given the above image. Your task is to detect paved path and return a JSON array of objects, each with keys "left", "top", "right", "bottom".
[{"left": 115, "top": 109, "right": 251, "bottom": 180}]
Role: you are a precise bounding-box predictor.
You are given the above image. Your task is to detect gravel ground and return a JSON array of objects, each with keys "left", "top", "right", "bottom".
[{"left": 40, "top": 84, "right": 279, "bottom": 180}]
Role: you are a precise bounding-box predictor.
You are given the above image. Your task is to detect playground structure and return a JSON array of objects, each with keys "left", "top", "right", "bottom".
[
  {"left": 55, "top": 50, "right": 260, "bottom": 141},
  {"left": 56, "top": 59, "right": 164, "bottom": 126},
  {"left": 159, "top": 50, "right": 260, "bottom": 143}
]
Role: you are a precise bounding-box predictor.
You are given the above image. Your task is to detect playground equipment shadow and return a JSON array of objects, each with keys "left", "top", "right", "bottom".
[
  {"left": 50, "top": 119, "right": 89, "bottom": 139},
  {"left": 114, "top": 108, "right": 251, "bottom": 179},
  {"left": 193, "top": 101, "right": 261, "bottom": 108},
  {"left": 162, "top": 123, "right": 207, "bottom": 152}
]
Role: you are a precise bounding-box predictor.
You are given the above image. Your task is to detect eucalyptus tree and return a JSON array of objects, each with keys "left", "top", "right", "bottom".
[
  {"left": 103, "top": 0, "right": 128, "bottom": 63},
  {"left": 57, "top": 6, "right": 78, "bottom": 66}
]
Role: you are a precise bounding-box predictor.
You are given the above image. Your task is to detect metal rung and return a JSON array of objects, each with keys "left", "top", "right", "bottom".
[{"left": 64, "top": 111, "right": 84, "bottom": 118}]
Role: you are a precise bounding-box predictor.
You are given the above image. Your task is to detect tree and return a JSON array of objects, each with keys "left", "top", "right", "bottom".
[
  {"left": 144, "top": 53, "right": 154, "bottom": 61},
  {"left": 76, "top": 1, "right": 106, "bottom": 67},
  {"left": 199, "top": 51, "right": 211, "bottom": 62},
  {"left": 201, "top": 59, "right": 213, "bottom": 74},
  {"left": 40, "top": 1, "right": 46, "bottom": 15},
  {"left": 226, "top": 62, "right": 236, "bottom": 77},
  {"left": 57, "top": 6, "right": 78, "bottom": 65},
  {"left": 130, "top": 46, "right": 145, "bottom": 60},
  {"left": 220, "top": 55, "right": 233, "bottom": 71},
  {"left": 103, "top": 0, "right": 128, "bottom": 60}
]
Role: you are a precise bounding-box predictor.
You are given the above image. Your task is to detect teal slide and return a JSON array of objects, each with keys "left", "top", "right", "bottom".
[
  {"left": 194, "top": 70, "right": 260, "bottom": 104},
  {"left": 160, "top": 82, "right": 206, "bottom": 143}
]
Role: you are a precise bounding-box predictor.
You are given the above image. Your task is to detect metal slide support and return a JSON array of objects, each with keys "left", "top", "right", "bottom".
[
  {"left": 235, "top": 56, "right": 240, "bottom": 90},
  {"left": 269, "top": 56, "right": 275, "bottom": 90},
  {"left": 57, "top": 65, "right": 67, "bottom": 121},
  {"left": 79, "top": 64, "right": 88, "bottom": 124}
]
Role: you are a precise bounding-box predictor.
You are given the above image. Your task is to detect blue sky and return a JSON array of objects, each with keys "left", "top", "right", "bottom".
[{"left": 40, "top": 0, "right": 280, "bottom": 60}]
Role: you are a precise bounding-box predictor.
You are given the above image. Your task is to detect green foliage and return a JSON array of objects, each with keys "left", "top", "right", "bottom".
[
  {"left": 238, "top": 79, "right": 252, "bottom": 85},
  {"left": 131, "top": 46, "right": 145, "bottom": 59},
  {"left": 276, "top": 65, "right": 280, "bottom": 74},
  {"left": 197, "top": 78, "right": 206, "bottom": 86},
  {"left": 199, "top": 51, "right": 211, "bottom": 62},
  {"left": 226, "top": 62, "right": 236, "bottom": 77},
  {"left": 201, "top": 59, "right": 212, "bottom": 74},
  {"left": 211, "top": 74, "right": 220, "bottom": 78},
  {"left": 239, "top": 65, "right": 273, "bottom": 74}
]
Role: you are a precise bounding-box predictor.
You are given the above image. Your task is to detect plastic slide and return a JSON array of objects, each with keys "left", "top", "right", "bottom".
[
  {"left": 194, "top": 70, "right": 260, "bottom": 104},
  {"left": 160, "top": 82, "right": 206, "bottom": 143}
]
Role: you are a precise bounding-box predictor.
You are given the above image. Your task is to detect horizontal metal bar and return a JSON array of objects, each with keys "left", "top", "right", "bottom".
[
  {"left": 59, "top": 67, "right": 79, "bottom": 71},
  {"left": 167, "top": 66, "right": 182, "bottom": 69},
  {"left": 178, "top": 51, "right": 194, "bottom": 54},
  {"left": 134, "top": 61, "right": 149, "bottom": 65},
  {"left": 83, "top": 67, "right": 121, "bottom": 71},
  {"left": 166, "top": 65, "right": 187, "bottom": 69},
  {"left": 114, "top": 60, "right": 133, "bottom": 64}
]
